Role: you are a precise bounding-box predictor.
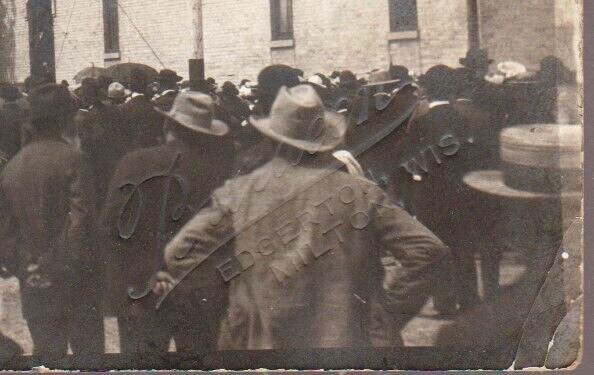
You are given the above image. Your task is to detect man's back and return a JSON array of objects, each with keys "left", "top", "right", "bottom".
[
  {"left": 166, "top": 157, "right": 447, "bottom": 349},
  {"left": 0, "top": 139, "right": 95, "bottom": 320},
  {"left": 120, "top": 95, "right": 164, "bottom": 148},
  {"left": 0, "top": 100, "right": 28, "bottom": 165},
  {"left": 1, "top": 139, "right": 89, "bottom": 263},
  {"left": 100, "top": 138, "right": 233, "bottom": 314}
]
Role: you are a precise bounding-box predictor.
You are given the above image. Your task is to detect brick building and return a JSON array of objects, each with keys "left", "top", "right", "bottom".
[{"left": 0, "top": 0, "right": 581, "bottom": 85}]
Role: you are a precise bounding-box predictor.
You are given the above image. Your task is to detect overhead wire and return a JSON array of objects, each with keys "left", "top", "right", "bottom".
[
  {"left": 56, "top": 0, "right": 77, "bottom": 65},
  {"left": 115, "top": 0, "right": 166, "bottom": 68}
]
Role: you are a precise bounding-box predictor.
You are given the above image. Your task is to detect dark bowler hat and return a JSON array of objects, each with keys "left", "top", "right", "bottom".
[
  {"left": 257, "top": 64, "right": 301, "bottom": 95},
  {"left": 418, "top": 64, "right": 456, "bottom": 87},
  {"left": 250, "top": 85, "right": 347, "bottom": 153},
  {"left": 28, "top": 83, "right": 77, "bottom": 120},
  {"left": 157, "top": 69, "right": 183, "bottom": 84},
  {"left": 459, "top": 48, "right": 494, "bottom": 69},
  {"left": 155, "top": 91, "right": 228, "bottom": 136}
]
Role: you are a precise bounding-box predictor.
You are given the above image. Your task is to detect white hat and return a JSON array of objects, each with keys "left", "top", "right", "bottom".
[
  {"left": 497, "top": 61, "right": 528, "bottom": 80},
  {"left": 307, "top": 74, "right": 326, "bottom": 88},
  {"left": 108, "top": 82, "right": 131, "bottom": 99}
]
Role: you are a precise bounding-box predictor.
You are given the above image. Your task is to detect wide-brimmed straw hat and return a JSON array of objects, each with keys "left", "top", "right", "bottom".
[
  {"left": 464, "top": 124, "right": 582, "bottom": 199},
  {"left": 250, "top": 85, "right": 347, "bottom": 153},
  {"left": 155, "top": 91, "right": 228, "bottom": 136}
]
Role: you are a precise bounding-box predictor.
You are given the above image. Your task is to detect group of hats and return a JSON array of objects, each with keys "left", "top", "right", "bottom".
[
  {"left": 29, "top": 63, "right": 347, "bottom": 152},
  {"left": 161, "top": 83, "right": 346, "bottom": 151}
]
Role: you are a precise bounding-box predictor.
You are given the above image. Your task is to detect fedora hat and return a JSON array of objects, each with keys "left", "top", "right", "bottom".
[
  {"left": 155, "top": 91, "right": 229, "bottom": 136},
  {"left": 464, "top": 124, "right": 582, "bottom": 199},
  {"left": 28, "top": 83, "right": 78, "bottom": 121},
  {"left": 250, "top": 85, "right": 347, "bottom": 153}
]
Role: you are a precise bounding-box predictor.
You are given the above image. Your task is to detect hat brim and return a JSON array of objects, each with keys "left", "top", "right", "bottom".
[
  {"left": 463, "top": 170, "right": 580, "bottom": 199},
  {"left": 155, "top": 107, "right": 229, "bottom": 136},
  {"left": 250, "top": 110, "right": 347, "bottom": 153}
]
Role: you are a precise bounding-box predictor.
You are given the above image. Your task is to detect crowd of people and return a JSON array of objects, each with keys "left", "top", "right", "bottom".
[{"left": 0, "top": 48, "right": 574, "bottom": 357}]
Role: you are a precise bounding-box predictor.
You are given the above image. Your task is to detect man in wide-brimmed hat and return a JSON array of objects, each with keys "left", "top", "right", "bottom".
[
  {"left": 158, "top": 84, "right": 448, "bottom": 349},
  {"left": 233, "top": 64, "right": 302, "bottom": 175},
  {"left": 0, "top": 83, "right": 104, "bottom": 356},
  {"left": 100, "top": 91, "right": 234, "bottom": 354}
]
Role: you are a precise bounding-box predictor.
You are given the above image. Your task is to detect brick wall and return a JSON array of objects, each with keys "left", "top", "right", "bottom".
[
  {"left": 115, "top": 0, "right": 198, "bottom": 78},
  {"left": 2, "top": 0, "right": 579, "bottom": 86},
  {"left": 416, "top": 0, "right": 469, "bottom": 71},
  {"left": 7, "top": 0, "right": 200, "bottom": 84},
  {"left": 52, "top": 0, "right": 105, "bottom": 83},
  {"left": 202, "top": 0, "right": 471, "bottom": 83},
  {"left": 479, "top": 0, "right": 556, "bottom": 71},
  {"left": 202, "top": 0, "right": 272, "bottom": 83}
]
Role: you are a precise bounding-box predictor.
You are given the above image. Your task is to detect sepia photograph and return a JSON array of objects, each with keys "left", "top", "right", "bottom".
[{"left": 0, "top": 0, "right": 585, "bottom": 371}]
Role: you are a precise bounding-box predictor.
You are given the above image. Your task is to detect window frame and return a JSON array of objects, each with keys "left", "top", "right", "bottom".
[
  {"left": 270, "top": 0, "right": 294, "bottom": 41},
  {"left": 388, "top": 0, "right": 419, "bottom": 33},
  {"left": 102, "top": 0, "right": 120, "bottom": 54}
]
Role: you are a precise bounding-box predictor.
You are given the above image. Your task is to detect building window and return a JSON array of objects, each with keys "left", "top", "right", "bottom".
[
  {"left": 103, "top": 0, "right": 119, "bottom": 53},
  {"left": 388, "top": 0, "right": 418, "bottom": 32},
  {"left": 270, "top": 0, "right": 293, "bottom": 40}
]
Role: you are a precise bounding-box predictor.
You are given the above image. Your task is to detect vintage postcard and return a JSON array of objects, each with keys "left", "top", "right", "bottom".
[{"left": 0, "top": 0, "right": 584, "bottom": 371}]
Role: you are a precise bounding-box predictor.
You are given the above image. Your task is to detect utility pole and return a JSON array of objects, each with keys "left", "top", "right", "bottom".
[
  {"left": 189, "top": 0, "right": 205, "bottom": 82},
  {"left": 467, "top": 0, "right": 480, "bottom": 50},
  {"left": 26, "top": 0, "right": 56, "bottom": 82}
]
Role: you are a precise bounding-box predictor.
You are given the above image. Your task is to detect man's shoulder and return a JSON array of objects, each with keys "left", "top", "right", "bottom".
[
  {"left": 20, "top": 139, "right": 79, "bottom": 155},
  {"left": 119, "top": 143, "right": 174, "bottom": 166},
  {"left": 113, "top": 143, "right": 182, "bottom": 180},
  {"left": 326, "top": 169, "right": 384, "bottom": 195},
  {"left": 121, "top": 95, "right": 151, "bottom": 109},
  {"left": 213, "top": 162, "right": 384, "bottom": 207},
  {"left": 2, "top": 141, "right": 81, "bottom": 176}
]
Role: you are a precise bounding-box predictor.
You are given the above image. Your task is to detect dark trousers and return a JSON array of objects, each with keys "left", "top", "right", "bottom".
[
  {"left": 432, "top": 242, "right": 481, "bottom": 313},
  {"left": 117, "top": 298, "right": 223, "bottom": 355},
  {"left": 118, "top": 313, "right": 170, "bottom": 354},
  {"left": 27, "top": 311, "right": 104, "bottom": 356}
]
